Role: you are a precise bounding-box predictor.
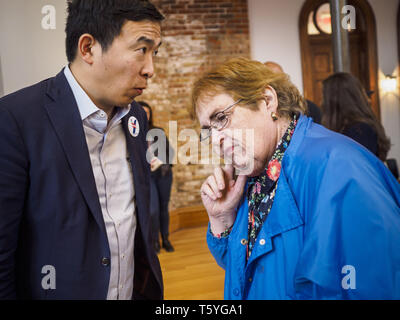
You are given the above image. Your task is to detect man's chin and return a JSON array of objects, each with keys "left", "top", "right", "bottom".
[{"left": 116, "top": 97, "right": 135, "bottom": 108}]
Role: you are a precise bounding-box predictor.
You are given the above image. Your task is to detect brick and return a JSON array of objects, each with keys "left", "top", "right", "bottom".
[{"left": 143, "top": 0, "right": 250, "bottom": 211}]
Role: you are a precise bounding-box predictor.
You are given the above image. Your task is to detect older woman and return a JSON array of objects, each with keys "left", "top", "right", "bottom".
[{"left": 192, "top": 57, "right": 400, "bottom": 300}]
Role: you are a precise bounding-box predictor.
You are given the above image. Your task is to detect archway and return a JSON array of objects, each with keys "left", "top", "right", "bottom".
[{"left": 299, "top": 0, "right": 380, "bottom": 118}]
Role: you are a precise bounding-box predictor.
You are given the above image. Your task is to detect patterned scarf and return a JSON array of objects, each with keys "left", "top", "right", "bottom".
[{"left": 246, "top": 116, "right": 298, "bottom": 260}]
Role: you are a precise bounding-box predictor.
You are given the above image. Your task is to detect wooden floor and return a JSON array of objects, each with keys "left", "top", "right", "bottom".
[{"left": 158, "top": 226, "right": 225, "bottom": 300}]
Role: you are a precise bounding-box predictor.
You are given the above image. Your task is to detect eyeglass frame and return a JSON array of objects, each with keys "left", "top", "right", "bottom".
[{"left": 199, "top": 99, "right": 243, "bottom": 143}]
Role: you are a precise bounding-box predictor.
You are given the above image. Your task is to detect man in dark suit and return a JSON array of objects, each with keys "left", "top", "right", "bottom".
[{"left": 0, "top": 0, "right": 164, "bottom": 300}]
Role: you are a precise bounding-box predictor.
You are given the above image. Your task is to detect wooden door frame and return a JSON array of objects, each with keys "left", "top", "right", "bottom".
[{"left": 299, "top": 0, "right": 381, "bottom": 119}]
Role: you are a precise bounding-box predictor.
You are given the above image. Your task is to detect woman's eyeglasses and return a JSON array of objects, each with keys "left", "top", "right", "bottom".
[{"left": 199, "top": 99, "right": 242, "bottom": 143}]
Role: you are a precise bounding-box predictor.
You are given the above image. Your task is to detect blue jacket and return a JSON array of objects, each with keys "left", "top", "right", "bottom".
[
  {"left": 0, "top": 70, "right": 163, "bottom": 299},
  {"left": 207, "top": 115, "right": 400, "bottom": 300}
]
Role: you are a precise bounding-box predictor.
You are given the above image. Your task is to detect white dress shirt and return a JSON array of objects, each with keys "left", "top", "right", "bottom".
[{"left": 64, "top": 65, "right": 136, "bottom": 300}]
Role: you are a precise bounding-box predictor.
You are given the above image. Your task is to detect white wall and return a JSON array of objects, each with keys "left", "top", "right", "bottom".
[
  {"left": 369, "top": 0, "right": 400, "bottom": 161},
  {"left": 0, "top": 54, "right": 4, "bottom": 97},
  {"left": 248, "top": 0, "right": 400, "bottom": 162},
  {"left": 0, "top": 0, "right": 68, "bottom": 96},
  {"left": 248, "top": 0, "right": 305, "bottom": 92}
]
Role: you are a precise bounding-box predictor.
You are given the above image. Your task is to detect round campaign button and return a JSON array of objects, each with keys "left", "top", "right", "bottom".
[{"left": 128, "top": 116, "right": 140, "bottom": 137}]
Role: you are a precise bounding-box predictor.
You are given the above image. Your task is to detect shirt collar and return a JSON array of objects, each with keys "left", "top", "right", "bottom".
[
  {"left": 64, "top": 65, "right": 99, "bottom": 121},
  {"left": 63, "top": 65, "right": 131, "bottom": 122}
]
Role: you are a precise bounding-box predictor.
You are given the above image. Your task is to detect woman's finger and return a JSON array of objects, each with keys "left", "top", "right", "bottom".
[
  {"left": 214, "top": 167, "right": 225, "bottom": 190},
  {"left": 207, "top": 175, "right": 222, "bottom": 198},
  {"left": 201, "top": 182, "right": 217, "bottom": 201},
  {"left": 223, "top": 164, "right": 235, "bottom": 182}
]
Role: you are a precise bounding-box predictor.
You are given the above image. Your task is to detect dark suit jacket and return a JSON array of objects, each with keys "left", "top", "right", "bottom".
[{"left": 0, "top": 70, "right": 163, "bottom": 300}]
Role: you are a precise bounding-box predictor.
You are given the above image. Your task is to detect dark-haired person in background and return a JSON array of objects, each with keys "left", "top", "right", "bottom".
[
  {"left": 139, "top": 101, "right": 175, "bottom": 254},
  {"left": 322, "top": 73, "right": 391, "bottom": 162},
  {"left": 0, "top": 0, "right": 164, "bottom": 300}
]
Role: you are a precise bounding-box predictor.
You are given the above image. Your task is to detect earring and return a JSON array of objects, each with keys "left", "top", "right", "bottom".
[{"left": 271, "top": 112, "right": 278, "bottom": 121}]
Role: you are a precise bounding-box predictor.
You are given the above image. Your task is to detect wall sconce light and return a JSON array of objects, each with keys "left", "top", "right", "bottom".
[{"left": 381, "top": 75, "right": 398, "bottom": 93}]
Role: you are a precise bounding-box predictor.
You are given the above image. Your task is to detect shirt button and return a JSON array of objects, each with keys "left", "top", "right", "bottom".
[
  {"left": 101, "top": 257, "right": 110, "bottom": 267},
  {"left": 240, "top": 239, "right": 248, "bottom": 246},
  {"left": 260, "top": 239, "right": 266, "bottom": 245},
  {"left": 121, "top": 254, "right": 125, "bottom": 259},
  {"left": 248, "top": 277, "right": 253, "bottom": 282},
  {"left": 233, "top": 288, "right": 240, "bottom": 296}
]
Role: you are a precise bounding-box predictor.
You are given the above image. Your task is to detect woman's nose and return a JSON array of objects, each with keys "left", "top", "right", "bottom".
[
  {"left": 211, "top": 129, "right": 225, "bottom": 155},
  {"left": 211, "top": 128, "right": 223, "bottom": 144}
]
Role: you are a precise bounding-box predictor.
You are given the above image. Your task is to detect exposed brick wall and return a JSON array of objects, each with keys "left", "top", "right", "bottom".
[{"left": 139, "top": 0, "right": 250, "bottom": 211}]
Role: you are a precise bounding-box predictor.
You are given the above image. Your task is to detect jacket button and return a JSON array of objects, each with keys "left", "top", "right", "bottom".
[
  {"left": 240, "top": 239, "right": 248, "bottom": 245},
  {"left": 101, "top": 257, "right": 110, "bottom": 266},
  {"left": 233, "top": 288, "right": 240, "bottom": 296},
  {"left": 260, "top": 239, "right": 266, "bottom": 245}
]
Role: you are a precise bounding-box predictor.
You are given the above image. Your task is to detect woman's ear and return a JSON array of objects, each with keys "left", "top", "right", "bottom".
[{"left": 263, "top": 86, "right": 278, "bottom": 111}]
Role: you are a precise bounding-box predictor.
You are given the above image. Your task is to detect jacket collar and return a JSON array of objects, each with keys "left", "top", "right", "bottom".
[
  {"left": 44, "top": 69, "right": 107, "bottom": 235},
  {"left": 244, "top": 116, "right": 309, "bottom": 267},
  {"left": 250, "top": 115, "right": 309, "bottom": 239},
  {"left": 284, "top": 114, "right": 312, "bottom": 163}
]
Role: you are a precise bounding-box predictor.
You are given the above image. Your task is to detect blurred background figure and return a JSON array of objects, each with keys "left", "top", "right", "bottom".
[
  {"left": 321, "top": 73, "right": 391, "bottom": 162},
  {"left": 264, "top": 61, "right": 322, "bottom": 124},
  {"left": 139, "top": 101, "right": 175, "bottom": 253}
]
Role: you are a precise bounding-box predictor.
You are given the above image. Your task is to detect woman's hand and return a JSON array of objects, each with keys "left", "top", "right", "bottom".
[{"left": 201, "top": 164, "right": 247, "bottom": 235}]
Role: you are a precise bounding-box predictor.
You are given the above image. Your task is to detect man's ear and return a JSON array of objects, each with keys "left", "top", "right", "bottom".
[
  {"left": 76, "top": 34, "right": 97, "bottom": 65},
  {"left": 262, "top": 86, "right": 278, "bottom": 111}
]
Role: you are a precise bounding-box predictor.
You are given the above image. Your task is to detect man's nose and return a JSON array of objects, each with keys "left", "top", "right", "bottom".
[{"left": 141, "top": 55, "right": 155, "bottom": 79}]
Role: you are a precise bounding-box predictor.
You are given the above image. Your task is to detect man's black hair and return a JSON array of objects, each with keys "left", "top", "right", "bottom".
[{"left": 65, "top": 0, "right": 164, "bottom": 63}]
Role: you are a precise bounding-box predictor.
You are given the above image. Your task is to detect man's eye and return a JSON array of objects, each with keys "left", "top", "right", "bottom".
[
  {"left": 153, "top": 50, "right": 159, "bottom": 57},
  {"left": 139, "top": 47, "right": 147, "bottom": 54}
]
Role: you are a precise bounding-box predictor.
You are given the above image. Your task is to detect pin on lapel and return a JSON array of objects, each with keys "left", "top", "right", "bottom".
[{"left": 128, "top": 116, "right": 140, "bottom": 137}]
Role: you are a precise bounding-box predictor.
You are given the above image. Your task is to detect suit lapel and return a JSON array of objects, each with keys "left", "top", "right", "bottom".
[
  {"left": 122, "top": 103, "right": 152, "bottom": 249},
  {"left": 122, "top": 103, "right": 149, "bottom": 198},
  {"left": 43, "top": 70, "right": 106, "bottom": 235}
]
